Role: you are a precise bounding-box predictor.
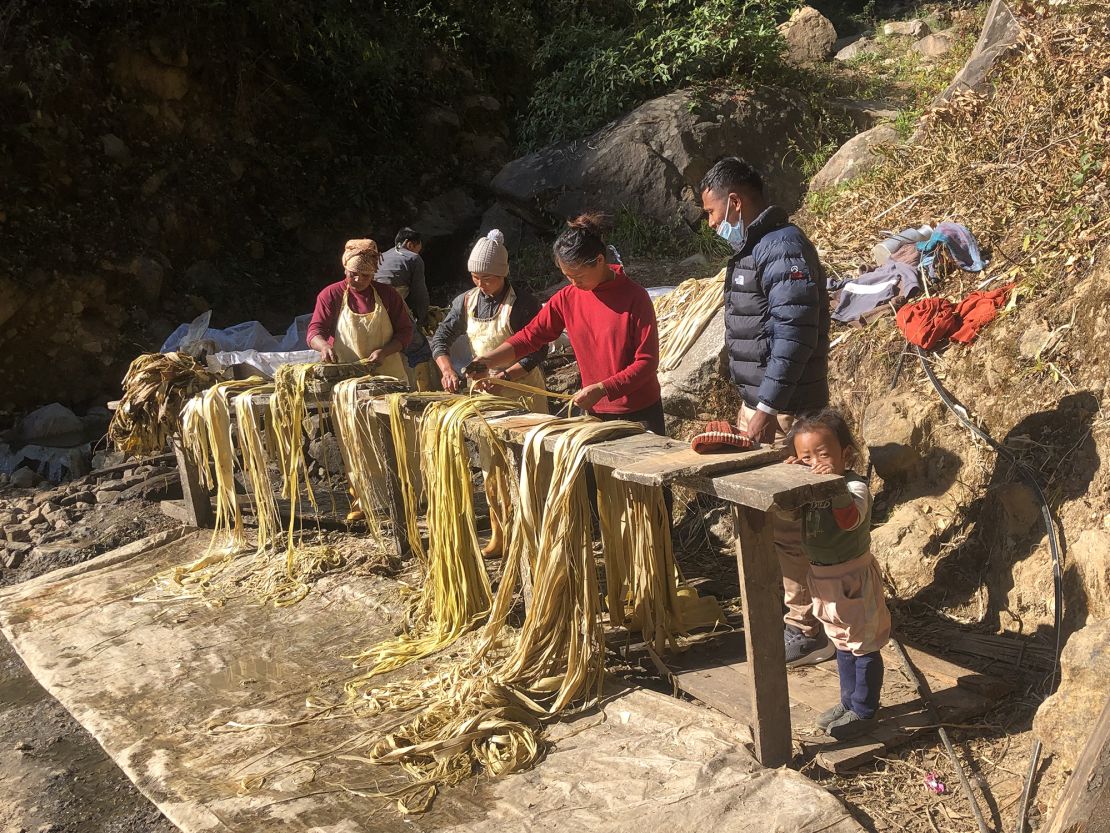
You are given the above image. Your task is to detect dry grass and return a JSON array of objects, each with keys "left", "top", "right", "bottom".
[{"left": 802, "top": 0, "right": 1110, "bottom": 291}]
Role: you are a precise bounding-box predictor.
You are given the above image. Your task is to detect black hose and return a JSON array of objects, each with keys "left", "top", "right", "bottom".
[
  {"left": 892, "top": 637, "right": 992, "bottom": 833},
  {"left": 912, "top": 345, "right": 1064, "bottom": 833}
]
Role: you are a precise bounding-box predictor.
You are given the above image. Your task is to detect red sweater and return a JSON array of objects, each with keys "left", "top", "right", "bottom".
[
  {"left": 507, "top": 265, "right": 661, "bottom": 414},
  {"left": 306, "top": 279, "right": 413, "bottom": 348}
]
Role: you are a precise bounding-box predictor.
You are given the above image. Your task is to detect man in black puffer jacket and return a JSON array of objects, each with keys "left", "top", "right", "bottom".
[{"left": 700, "top": 157, "right": 833, "bottom": 667}]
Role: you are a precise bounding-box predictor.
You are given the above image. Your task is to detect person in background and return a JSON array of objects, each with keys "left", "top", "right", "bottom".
[
  {"left": 431, "top": 229, "right": 549, "bottom": 414},
  {"left": 433, "top": 229, "right": 548, "bottom": 557},
  {"left": 784, "top": 410, "right": 890, "bottom": 739},
  {"left": 307, "top": 238, "right": 414, "bottom": 521},
  {"left": 377, "top": 227, "right": 433, "bottom": 390},
  {"left": 376, "top": 227, "right": 429, "bottom": 326},
  {"left": 474, "top": 214, "right": 662, "bottom": 433},
  {"left": 700, "top": 156, "right": 832, "bottom": 667}
]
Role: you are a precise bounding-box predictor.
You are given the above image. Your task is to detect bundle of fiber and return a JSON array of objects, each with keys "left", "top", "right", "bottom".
[
  {"left": 349, "top": 393, "right": 520, "bottom": 677},
  {"left": 654, "top": 268, "right": 726, "bottom": 372},
  {"left": 108, "top": 352, "right": 217, "bottom": 457}
]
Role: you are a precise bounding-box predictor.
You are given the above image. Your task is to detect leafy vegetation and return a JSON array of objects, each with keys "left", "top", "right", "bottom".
[{"left": 520, "top": 0, "right": 791, "bottom": 146}]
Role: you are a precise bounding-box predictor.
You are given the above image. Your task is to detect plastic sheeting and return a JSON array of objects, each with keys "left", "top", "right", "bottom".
[
  {"left": 0, "top": 531, "right": 864, "bottom": 833},
  {"left": 160, "top": 311, "right": 311, "bottom": 355}
]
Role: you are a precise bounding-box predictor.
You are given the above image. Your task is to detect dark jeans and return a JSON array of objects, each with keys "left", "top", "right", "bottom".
[
  {"left": 594, "top": 399, "right": 673, "bottom": 521},
  {"left": 595, "top": 399, "right": 667, "bottom": 436},
  {"left": 837, "top": 649, "right": 884, "bottom": 719}
]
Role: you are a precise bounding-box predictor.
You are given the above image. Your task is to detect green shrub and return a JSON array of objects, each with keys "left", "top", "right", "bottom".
[{"left": 520, "top": 0, "right": 791, "bottom": 147}]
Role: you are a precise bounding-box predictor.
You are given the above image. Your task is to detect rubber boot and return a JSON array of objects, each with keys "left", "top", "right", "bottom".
[
  {"left": 482, "top": 504, "right": 503, "bottom": 559},
  {"left": 346, "top": 485, "right": 365, "bottom": 523}
]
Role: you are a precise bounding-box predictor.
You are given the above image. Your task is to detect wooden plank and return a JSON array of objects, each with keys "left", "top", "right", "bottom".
[
  {"left": 733, "top": 505, "right": 792, "bottom": 767},
  {"left": 896, "top": 640, "right": 1015, "bottom": 700},
  {"left": 1045, "top": 693, "right": 1110, "bottom": 833},
  {"left": 611, "top": 443, "right": 785, "bottom": 487},
  {"left": 172, "top": 436, "right": 213, "bottom": 528},
  {"left": 665, "top": 634, "right": 1007, "bottom": 774},
  {"left": 581, "top": 432, "right": 685, "bottom": 470},
  {"left": 812, "top": 682, "right": 994, "bottom": 773},
  {"left": 687, "top": 463, "right": 844, "bottom": 512}
]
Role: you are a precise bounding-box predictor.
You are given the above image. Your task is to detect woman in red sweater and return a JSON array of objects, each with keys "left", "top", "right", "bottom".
[{"left": 475, "top": 214, "right": 664, "bottom": 434}]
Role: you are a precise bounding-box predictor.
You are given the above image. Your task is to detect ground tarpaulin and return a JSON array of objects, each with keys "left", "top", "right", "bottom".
[{"left": 0, "top": 530, "right": 863, "bottom": 833}]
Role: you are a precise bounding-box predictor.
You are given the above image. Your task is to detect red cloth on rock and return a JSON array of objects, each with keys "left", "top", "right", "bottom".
[
  {"left": 951, "top": 285, "right": 1014, "bottom": 344},
  {"left": 895, "top": 297, "right": 959, "bottom": 350}
]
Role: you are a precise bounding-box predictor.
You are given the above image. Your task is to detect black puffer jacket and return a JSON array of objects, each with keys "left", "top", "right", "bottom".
[{"left": 724, "top": 205, "right": 830, "bottom": 414}]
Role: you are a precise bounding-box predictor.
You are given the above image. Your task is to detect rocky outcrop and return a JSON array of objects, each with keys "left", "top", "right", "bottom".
[
  {"left": 884, "top": 20, "right": 931, "bottom": 39},
  {"left": 810, "top": 124, "right": 901, "bottom": 191},
  {"left": 913, "top": 31, "right": 957, "bottom": 59},
  {"left": 485, "top": 87, "right": 825, "bottom": 243},
  {"left": 659, "top": 311, "right": 739, "bottom": 421},
  {"left": 779, "top": 6, "right": 838, "bottom": 67},
  {"left": 860, "top": 392, "right": 940, "bottom": 483},
  {"left": 1035, "top": 619, "right": 1110, "bottom": 773},
  {"left": 939, "top": 0, "right": 1021, "bottom": 101}
]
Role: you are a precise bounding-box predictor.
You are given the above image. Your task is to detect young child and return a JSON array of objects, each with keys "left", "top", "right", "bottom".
[{"left": 785, "top": 409, "right": 891, "bottom": 739}]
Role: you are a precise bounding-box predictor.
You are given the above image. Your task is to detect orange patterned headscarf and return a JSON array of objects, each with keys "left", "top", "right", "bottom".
[{"left": 342, "top": 238, "right": 380, "bottom": 275}]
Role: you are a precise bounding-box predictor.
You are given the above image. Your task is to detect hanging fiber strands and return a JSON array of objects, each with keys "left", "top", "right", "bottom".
[
  {"left": 148, "top": 378, "right": 262, "bottom": 597},
  {"left": 109, "top": 352, "right": 217, "bottom": 457},
  {"left": 331, "top": 376, "right": 407, "bottom": 539},
  {"left": 654, "top": 269, "right": 726, "bottom": 372},
  {"left": 386, "top": 393, "right": 427, "bottom": 564},
  {"left": 595, "top": 468, "right": 685, "bottom": 654},
  {"left": 338, "top": 418, "right": 648, "bottom": 813},
  {"left": 350, "top": 393, "right": 519, "bottom": 678},
  {"left": 232, "top": 383, "right": 281, "bottom": 554},
  {"left": 269, "top": 363, "right": 319, "bottom": 520}
]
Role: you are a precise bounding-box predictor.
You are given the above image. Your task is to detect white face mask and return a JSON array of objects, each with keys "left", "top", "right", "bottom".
[{"left": 716, "top": 199, "right": 745, "bottom": 251}]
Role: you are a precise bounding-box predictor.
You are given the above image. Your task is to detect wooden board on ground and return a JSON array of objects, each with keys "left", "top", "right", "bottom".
[
  {"left": 611, "top": 443, "right": 786, "bottom": 487},
  {"left": 660, "top": 630, "right": 1013, "bottom": 773}
]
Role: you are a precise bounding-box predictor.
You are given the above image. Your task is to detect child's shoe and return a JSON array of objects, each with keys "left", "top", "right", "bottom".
[
  {"left": 826, "top": 709, "right": 873, "bottom": 740},
  {"left": 785, "top": 625, "right": 835, "bottom": 666},
  {"left": 816, "top": 703, "right": 848, "bottom": 731}
]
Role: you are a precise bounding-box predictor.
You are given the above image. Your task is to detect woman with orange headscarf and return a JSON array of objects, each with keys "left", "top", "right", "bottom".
[{"left": 307, "top": 238, "right": 413, "bottom": 380}]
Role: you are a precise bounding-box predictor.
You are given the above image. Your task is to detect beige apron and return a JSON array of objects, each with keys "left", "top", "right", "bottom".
[
  {"left": 466, "top": 286, "right": 548, "bottom": 414},
  {"left": 334, "top": 283, "right": 408, "bottom": 382}
]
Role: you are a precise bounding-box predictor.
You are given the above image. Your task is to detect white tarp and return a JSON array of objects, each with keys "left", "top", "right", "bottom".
[{"left": 0, "top": 531, "right": 862, "bottom": 833}]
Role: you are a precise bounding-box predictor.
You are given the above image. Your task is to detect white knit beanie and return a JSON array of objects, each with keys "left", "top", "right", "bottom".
[{"left": 467, "top": 229, "right": 510, "bottom": 277}]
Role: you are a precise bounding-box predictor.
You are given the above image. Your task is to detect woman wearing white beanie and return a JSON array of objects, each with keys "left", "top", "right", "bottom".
[
  {"left": 430, "top": 229, "right": 549, "bottom": 558},
  {"left": 430, "top": 229, "right": 549, "bottom": 413}
]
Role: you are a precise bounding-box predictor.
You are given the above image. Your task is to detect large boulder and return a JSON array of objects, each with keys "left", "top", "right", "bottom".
[
  {"left": 1034, "top": 619, "right": 1110, "bottom": 773},
  {"left": 810, "top": 124, "right": 901, "bottom": 191},
  {"left": 938, "top": 0, "right": 1021, "bottom": 101},
  {"left": 413, "top": 187, "right": 484, "bottom": 247},
  {"left": 913, "top": 31, "right": 957, "bottom": 59},
  {"left": 487, "top": 87, "right": 823, "bottom": 242},
  {"left": 859, "top": 391, "right": 939, "bottom": 484},
  {"left": 779, "top": 6, "right": 838, "bottom": 67},
  {"left": 658, "top": 310, "right": 739, "bottom": 421},
  {"left": 1068, "top": 530, "right": 1110, "bottom": 624}
]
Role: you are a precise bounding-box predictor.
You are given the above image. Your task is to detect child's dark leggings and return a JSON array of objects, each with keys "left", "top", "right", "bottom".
[{"left": 837, "top": 649, "right": 883, "bottom": 719}]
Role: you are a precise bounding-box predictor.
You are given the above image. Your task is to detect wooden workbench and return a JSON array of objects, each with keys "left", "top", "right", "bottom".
[{"left": 174, "top": 389, "right": 843, "bottom": 768}]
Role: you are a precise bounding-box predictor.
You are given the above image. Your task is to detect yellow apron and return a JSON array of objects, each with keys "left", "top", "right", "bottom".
[
  {"left": 466, "top": 287, "right": 548, "bottom": 414},
  {"left": 334, "top": 283, "right": 408, "bottom": 382}
]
